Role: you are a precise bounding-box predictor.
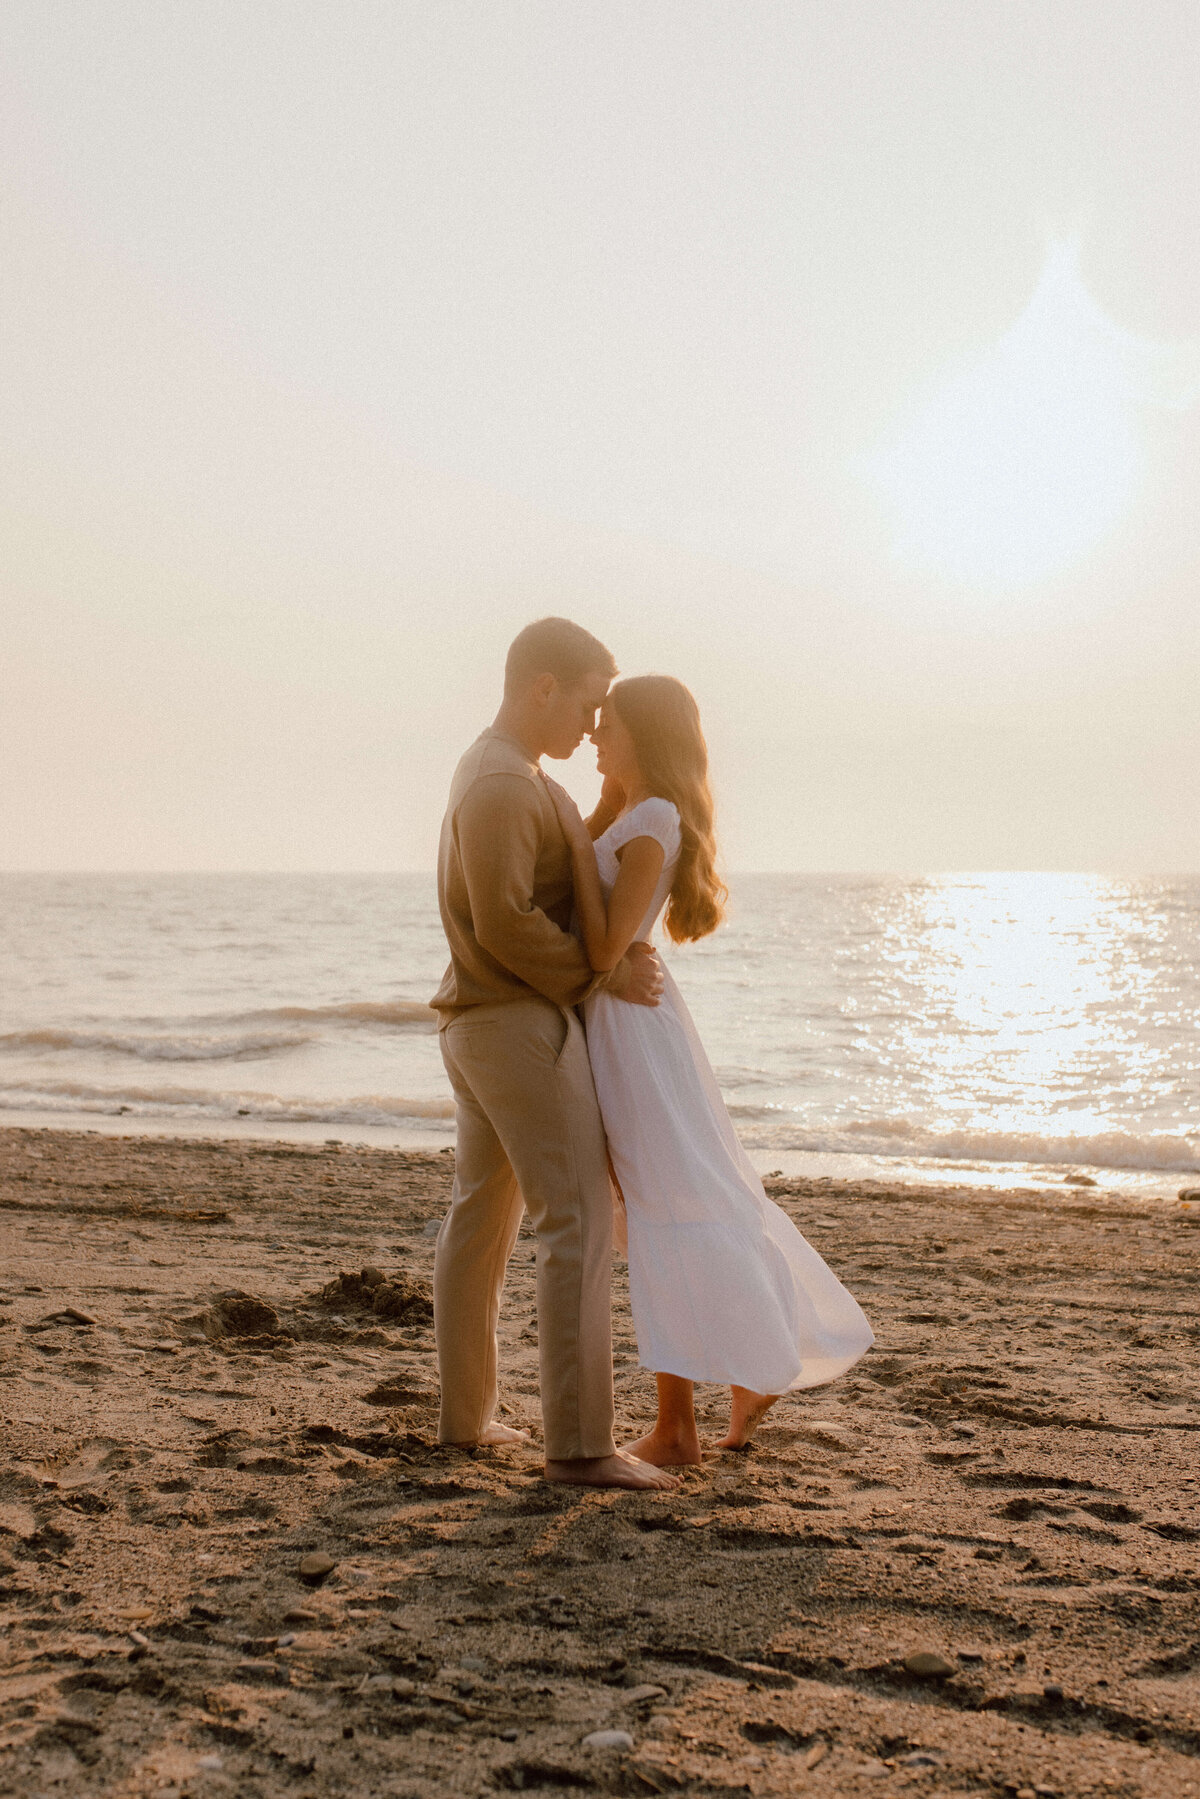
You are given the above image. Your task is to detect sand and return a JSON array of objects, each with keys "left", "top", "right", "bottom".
[{"left": 1, "top": 1126, "right": 1198, "bottom": 1799}]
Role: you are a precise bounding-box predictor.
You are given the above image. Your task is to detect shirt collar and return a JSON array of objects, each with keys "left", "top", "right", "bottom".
[{"left": 483, "top": 726, "right": 540, "bottom": 770}]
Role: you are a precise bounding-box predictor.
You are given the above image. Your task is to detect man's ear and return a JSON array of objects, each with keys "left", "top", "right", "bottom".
[{"left": 530, "top": 672, "right": 557, "bottom": 707}]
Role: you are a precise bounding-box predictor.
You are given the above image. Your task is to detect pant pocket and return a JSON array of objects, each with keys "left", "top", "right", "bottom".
[{"left": 551, "top": 1007, "right": 575, "bottom": 1069}]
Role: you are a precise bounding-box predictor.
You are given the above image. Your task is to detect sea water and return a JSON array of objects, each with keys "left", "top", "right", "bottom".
[{"left": 1, "top": 872, "right": 1197, "bottom": 1195}]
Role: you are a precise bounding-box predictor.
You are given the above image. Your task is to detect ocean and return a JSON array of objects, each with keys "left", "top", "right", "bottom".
[{"left": 2, "top": 872, "right": 1197, "bottom": 1197}]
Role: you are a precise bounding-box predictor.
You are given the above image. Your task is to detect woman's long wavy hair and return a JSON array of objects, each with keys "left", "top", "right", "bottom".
[{"left": 609, "top": 675, "right": 727, "bottom": 944}]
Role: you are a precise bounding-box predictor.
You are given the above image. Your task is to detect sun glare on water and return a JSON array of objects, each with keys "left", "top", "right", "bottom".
[
  {"left": 867, "top": 243, "right": 1200, "bottom": 589},
  {"left": 885, "top": 872, "right": 1168, "bottom": 1153}
]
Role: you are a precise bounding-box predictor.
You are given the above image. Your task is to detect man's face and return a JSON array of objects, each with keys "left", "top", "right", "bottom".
[{"left": 542, "top": 669, "right": 611, "bottom": 760}]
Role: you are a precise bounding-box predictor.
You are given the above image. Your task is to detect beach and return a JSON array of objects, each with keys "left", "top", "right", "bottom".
[{"left": 1, "top": 1128, "right": 1198, "bottom": 1798}]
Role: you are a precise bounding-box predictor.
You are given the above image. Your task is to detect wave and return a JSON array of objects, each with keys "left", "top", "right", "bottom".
[
  {"left": 0, "top": 999, "right": 436, "bottom": 1064},
  {"left": 0, "top": 1026, "right": 314, "bottom": 1063},
  {"left": 0, "top": 1076, "right": 454, "bottom": 1127},
  {"left": 230, "top": 1001, "right": 436, "bottom": 1027},
  {"left": 4, "top": 1069, "right": 1192, "bottom": 1172},
  {"left": 727, "top": 1109, "right": 1200, "bottom": 1175}
]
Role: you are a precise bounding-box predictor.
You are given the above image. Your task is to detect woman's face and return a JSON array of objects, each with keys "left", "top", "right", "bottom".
[{"left": 591, "top": 702, "right": 641, "bottom": 790}]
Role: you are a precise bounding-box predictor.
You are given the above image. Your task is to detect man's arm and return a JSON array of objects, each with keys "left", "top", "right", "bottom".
[
  {"left": 600, "top": 940, "right": 662, "bottom": 1006},
  {"left": 457, "top": 774, "right": 648, "bottom": 1008}
]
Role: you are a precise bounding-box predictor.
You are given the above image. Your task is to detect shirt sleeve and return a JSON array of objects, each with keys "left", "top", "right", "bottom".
[
  {"left": 455, "top": 773, "right": 630, "bottom": 1007},
  {"left": 615, "top": 798, "right": 682, "bottom": 861}
]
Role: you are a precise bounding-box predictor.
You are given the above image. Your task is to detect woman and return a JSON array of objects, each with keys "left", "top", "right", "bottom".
[{"left": 545, "top": 675, "right": 873, "bottom": 1467}]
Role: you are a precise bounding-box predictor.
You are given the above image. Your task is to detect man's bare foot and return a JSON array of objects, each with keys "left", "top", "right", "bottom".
[
  {"left": 544, "top": 1451, "right": 679, "bottom": 1490},
  {"left": 445, "top": 1421, "right": 531, "bottom": 1448},
  {"left": 624, "top": 1427, "right": 703, "bottom": 1468},
  {"left": 719, "top": 1387, "right": 782, "bottom": 1449},
  {"left": 478, "top": 1421, "right": 531, "bottom": 1446}
]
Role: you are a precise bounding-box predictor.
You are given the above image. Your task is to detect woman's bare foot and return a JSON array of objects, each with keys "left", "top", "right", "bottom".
[
  {"left": 630, "top": 1373, "right": 702, "bottom": 1466},
  {"left": 719, "top": 1387, "right": 782, "bottom": 1449},
  {"left": 624, "top": 1426, "right": 703, "bottom": 1468},
  {"left": 544, "top": 1452, "right": 679, "bottom": 1490}
]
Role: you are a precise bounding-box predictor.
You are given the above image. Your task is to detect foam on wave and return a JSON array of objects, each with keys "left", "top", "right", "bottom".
[
  {"left": 727, "top": 1109, "right": 1200, "bottom": 1174},
  {"left": 0, "top": 999, "right": 437, "bottom": 1063},
  {"left": 0, "top": 1078, "right": 455, "bottom": 1126}
]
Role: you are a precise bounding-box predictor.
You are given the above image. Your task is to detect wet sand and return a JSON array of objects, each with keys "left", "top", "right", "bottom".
[{"left": 1, "top": 1126, "right": 1198, "bottom": 1799}]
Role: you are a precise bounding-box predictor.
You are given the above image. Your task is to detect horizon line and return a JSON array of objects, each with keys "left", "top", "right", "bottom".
[{"left": 2, "top": 867, "right": 1198, "bottom": 880}]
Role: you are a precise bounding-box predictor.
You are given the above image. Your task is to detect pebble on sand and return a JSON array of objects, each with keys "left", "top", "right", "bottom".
[
  {"left": 622, "top": 1684, "right": 667, "bottom": 1705},
  {"left": 903, "top": 1651, "right": 957, "bottom": 1678},
  {"left": 583, "top": 1729, "right": 635, "bottom": 1751},
  {"left": 235, "top": 1659, "right": 291, "bottom": 1686},
  {"left": 298, "top": 1551, "right": 337, "bottom": 1583}
]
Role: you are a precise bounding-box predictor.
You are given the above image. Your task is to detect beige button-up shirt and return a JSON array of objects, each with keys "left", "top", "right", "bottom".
[{"left": 431, "top": 728, "right": 630, "bottom": 1018}]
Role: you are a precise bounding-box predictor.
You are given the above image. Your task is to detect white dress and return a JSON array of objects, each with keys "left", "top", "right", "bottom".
[{"left": 583, "top": 798, "right": 874, "bottom": 1393}]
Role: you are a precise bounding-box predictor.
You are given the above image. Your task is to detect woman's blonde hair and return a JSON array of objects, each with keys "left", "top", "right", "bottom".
[{"left": 609, "top": 675, "right": 727, "bottom": 944}]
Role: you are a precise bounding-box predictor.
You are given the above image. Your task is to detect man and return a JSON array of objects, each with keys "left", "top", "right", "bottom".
[{"left": 431, "top": 617, "right": 675, "bottom": 1489}]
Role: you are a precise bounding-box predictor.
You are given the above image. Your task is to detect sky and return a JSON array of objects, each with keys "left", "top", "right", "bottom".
[{"left": 2, "top": 1, "right": 1198, "bottom": 873}]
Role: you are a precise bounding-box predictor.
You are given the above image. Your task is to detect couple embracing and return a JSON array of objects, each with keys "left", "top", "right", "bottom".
[{"left": 431, "top": 617, "right": 872, "bottom": 1490}]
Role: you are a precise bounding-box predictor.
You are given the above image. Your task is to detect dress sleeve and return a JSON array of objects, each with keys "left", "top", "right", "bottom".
[{"left": 614, "top": 798, "right": 681, "bottom": 861}]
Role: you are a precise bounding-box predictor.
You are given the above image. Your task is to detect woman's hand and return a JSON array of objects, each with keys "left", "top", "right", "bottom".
[
  {"left": 541, "top": 773, "right": 592, "bottom": 849},
  {"left": 586, "top": 771, "right": 627, "bottom": 840}
]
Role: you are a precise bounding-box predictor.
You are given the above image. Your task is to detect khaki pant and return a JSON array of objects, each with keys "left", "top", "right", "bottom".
[{"left": 434, "top": 997, "right": 616, "bottom": 1461}]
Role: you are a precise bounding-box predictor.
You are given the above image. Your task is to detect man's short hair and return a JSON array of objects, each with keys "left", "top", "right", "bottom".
[{"left": 504, "top": 617, "right": 618, "bottom": 695}]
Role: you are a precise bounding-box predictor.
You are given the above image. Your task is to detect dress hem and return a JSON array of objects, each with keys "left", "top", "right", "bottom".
[{"left": 638, "top": 1342, "right": 873, "bottom": 1392}]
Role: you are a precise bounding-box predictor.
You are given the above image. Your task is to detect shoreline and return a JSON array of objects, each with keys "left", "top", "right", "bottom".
[
  {"left": 2, "top": 1127, "right": 1199, "bottom": 1797},
  {"left": 0, "top": 1107, "right": 1189, "bottom": 1204}
]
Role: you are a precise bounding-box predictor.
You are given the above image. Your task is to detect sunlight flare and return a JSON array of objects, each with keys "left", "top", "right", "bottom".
[{"left": 866, "top": 243, "right": 1200, "bottom": 589}]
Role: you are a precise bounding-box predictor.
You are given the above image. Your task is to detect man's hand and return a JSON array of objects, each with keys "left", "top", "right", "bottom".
[{"left": 622, "top": 941, "right": 663, "bottom": 1008}]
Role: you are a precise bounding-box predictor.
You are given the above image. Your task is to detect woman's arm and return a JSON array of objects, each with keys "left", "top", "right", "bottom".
[
  {"left": 574, "top": 834, "right": 665, "bottom": 971},
  {"left": 544, "top": 779, "right": 665, "bottom": 972}
]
